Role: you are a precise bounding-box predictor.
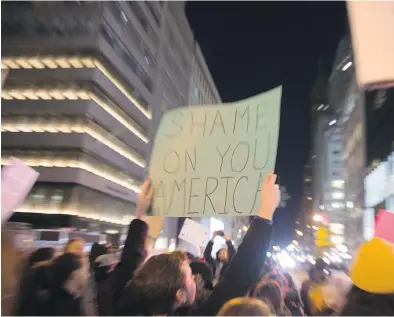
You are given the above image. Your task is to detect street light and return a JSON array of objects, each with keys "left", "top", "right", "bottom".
[
  {"left": 296, "top": 230, "right": 303, "bottom": 236},
  {"left": 313, "top": 214, "right": 324, "bottom": 222}
]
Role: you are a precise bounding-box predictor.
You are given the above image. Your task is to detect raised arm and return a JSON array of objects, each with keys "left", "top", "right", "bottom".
[{"left": 191, "top": 172, "right": 280, "bottom": 316}]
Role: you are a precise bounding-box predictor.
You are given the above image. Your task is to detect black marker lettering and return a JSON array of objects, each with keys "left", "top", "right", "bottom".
[
  {"left": 187, "top": 177, "right": 200, "bottom": 214},
  {"left": 163, "top": 150, "right": 181, "bottom": 174},
  {"left": 233, "top": 176, "right": 248, "bottom": 214},
  {"left": 154, "top": 180, "right": 166, "bottom": 214},
  {"left": 185, "top": 147, "right": 197, "bottom": 172},
  {"left": 164, "top": 111, "right": 184, "bottom": 139},
  {"left": 166, "top": 179, "right": 186, "bottom": 215},
  {"left": 233, "top": 106, "right": 250, "bottom": 133},
  {"left": 191, "top": 112, "right": 207, "bottom": 137},
  {"left": 203, "top": 177, "right": 218, "bottom": 214},
  {"left": 209, "top": 110, "right": 226, "bottom": 135},
  {"left": 249, "top": 172, "right": 264, "bottom": 214},
  {"left": 230, "top": 141, "right": 250, "bottom": 173},
  {"left": 216, "top": 144, "right": 231, "bottom": 172},
  {"left": 221, "top": 176, "right": 234, "bottom": 214},
  {"left": 253, "top": 135, "right": 270, "bottom": 170}
]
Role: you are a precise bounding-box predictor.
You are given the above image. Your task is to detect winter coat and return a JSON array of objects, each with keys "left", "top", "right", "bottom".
[{"left": 115, "top": 217, "right": 274, "bottom": 316}]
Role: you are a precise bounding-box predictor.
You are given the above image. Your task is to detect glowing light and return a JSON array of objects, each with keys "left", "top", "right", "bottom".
[
  {"left": 296, "top": 230, "right": 303, "bottom": 236},
  {"left": 313, "top": 214, "right": 324, "bottom": 222}
]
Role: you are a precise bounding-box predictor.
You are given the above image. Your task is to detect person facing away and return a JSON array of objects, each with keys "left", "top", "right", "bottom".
[
  {"left": 42, "top": 253, "right": 88, "bottom": 316},
  {"left": 217, "top": 297, "right": 273, "bottom": 316},
  {"left": 115, "top": 171, "right": 280, "bottom": 316},
  {"left": 340, "top": 237, "right": 394, "bottom": 316},
  {"left": 204, "top": 231, "right": 236, "bottom": 284},
  {"left": 282, "top": 272, "right": 304, "bottom": 316},
  {"left": 14, "top": 247, "right": 55, "bottom": 316},
  {"left": 252, "top": 280, "right": 291, "bottom": 316}
]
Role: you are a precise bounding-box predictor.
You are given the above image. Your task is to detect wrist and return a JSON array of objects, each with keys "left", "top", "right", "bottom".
[{"left": 258, "top": 208, "right": 273, "bottom": 221}]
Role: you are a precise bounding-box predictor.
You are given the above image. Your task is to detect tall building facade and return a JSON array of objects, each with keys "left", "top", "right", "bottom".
[
  {"left": 1, "top": 1, "right": 217, "bottom": 248},
  {"left": 328, "top": 35, "right": 364, "bottom": 250}
]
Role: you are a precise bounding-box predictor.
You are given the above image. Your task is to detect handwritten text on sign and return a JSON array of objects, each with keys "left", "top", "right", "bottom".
[{"left": 149, "top": 86, "right": 282, "bottom": 217}]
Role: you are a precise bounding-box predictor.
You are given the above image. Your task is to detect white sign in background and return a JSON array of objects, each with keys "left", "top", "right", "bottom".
[{"left": 178, "top": 218, "right": 210, "bottom": 250}]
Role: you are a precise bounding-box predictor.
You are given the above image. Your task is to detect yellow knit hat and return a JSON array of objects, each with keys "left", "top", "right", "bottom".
[{"left": 350, "top": 237, "right": 394, "bottom": 294}]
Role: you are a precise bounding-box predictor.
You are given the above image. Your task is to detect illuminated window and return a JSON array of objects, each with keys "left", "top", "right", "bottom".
[
  {"left": 1, "top": 152, "right": 141, "bottom": 193},
  {"left": 1, "top": 88, "right": 148, "bottom": 144},
  {"left": 332, "top": 191, "right": 344, "bottom": 200},
  {"left": 332, "top": 180, "right": 344, "bottom": 189},
  {"left": 1, "top": 56, "right": 152, "bottom": 119}
]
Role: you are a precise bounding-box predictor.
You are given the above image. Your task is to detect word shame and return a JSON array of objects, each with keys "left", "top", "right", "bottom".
[{"left": 149, "top": 86, "right": 282, "bottom": 217}]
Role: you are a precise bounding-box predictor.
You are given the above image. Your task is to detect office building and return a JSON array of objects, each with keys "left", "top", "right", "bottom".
[
  {"left": 1, "top": 1, "right": 217, "bottom": 248},
  {"left": 327, "top": 35, "right": 364, "bottom": 250}
]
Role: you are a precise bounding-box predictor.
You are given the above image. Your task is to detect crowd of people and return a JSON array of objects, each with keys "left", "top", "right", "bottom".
[{"left": 2, "top": 172, "right": 394, "bottom": 316}]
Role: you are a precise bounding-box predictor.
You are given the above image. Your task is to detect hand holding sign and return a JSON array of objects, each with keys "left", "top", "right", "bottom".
[
  {"left": 258, "top": 171, "right": 280, "bottom": 221},
  {"left": 149, "top": 87, "right": 281, "bottom": 217},
  {"left": 137, "top": 178, "right": 154, "bottom": 219}
]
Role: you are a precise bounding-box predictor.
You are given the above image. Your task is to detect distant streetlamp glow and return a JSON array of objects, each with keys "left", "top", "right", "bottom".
[
  {"left": 313, "top": 214, "right": 324, "bottom": 222},
  {"left": 296, "top": 230, "right": 304, "bottom": 236},
  {"left": 329, "top": 119, "right": 337, "bottom": 126}
]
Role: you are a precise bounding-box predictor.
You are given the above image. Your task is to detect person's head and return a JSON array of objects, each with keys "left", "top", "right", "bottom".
[
  {"left": 217, "top": 248, "right": 229, "bottom": 262},
  {"left": 28, "top": 247, "right": 55, "bottom": 269},
  {"left": 131, "top": 250, "right": 196, "bottom": 315},
  {"left": 185, "top": 252, "right": 196, "bottom": 263},
  {"left": 108, "top": 244, "right": 118, "bottom": 254},
  {"left": 252, "top": 280, "right": 284, "bottom": 314},
  {"left": 50, "top": 253, "right": 87, "bottom": 294},
  {"left": 218, "top": 297, "right": 272, "bottom": 316},
  {"left": 190, "top": 260, "right": 214, "bottom": 290},
  {"left": 89, "top": 243, "right": 107, "bottom": 267},
  {"left": 308, "top": 258, "right": 329, "bottom": 283},
  {"left": 64, "top": 238, "right": 85, "bottom": 259}
]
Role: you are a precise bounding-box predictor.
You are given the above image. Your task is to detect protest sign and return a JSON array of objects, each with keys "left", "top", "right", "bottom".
[
  {"left": 178, "top": 218, "right": 209, "bottom": 250},
  {"left": 1, "top": 157, "right": 39, "bottom": 224},
  {"left": 374, "top": 209, "right": 394, "bottom": 244},
  {"left": 347, "top": 1, "right": 394, "bottom": 88},
  {"left": 149, "top": 86, "right": 281, "bottom": 217}
]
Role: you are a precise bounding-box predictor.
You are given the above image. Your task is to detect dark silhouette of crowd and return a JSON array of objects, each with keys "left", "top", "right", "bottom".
[{"left": 2, "top": 173, "right": 394, "bottom": 316}]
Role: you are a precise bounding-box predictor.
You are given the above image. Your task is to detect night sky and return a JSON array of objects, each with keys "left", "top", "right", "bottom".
[{"left": 186, "top": 1, "right": 348, "bottom": 245}]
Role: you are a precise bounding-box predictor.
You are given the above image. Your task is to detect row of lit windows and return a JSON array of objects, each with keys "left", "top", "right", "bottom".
[
  {"left": 1, "top": 87, "right": 149, "bottom": 144},
  {"left": 1, "top": 153, "right": 141, "bottom": 194},
  {"left": 1, "top": 116, "right": 146, "bottom": 168},
  {"left": 1, "top": 56, "right": 152, "bottom": 119}
]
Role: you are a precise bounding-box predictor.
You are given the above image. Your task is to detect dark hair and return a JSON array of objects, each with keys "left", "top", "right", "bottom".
[
  {"left": 89, "top": 243, "right": 107, "bottom": 267},
  {"left": 185, "top": 252, "right": 196, "bottom": 263},
  {"left": 253, "top": 280, "right": 283, "bottom": 314},
  {"left": 190, "top": 261, "right": 213, "bottom": 290},
  {"left": 341, "top": 285, "right": 394, "bottom": 316},
  {"left": 49, "top": 253, "right": 81, "bottom": 289},
  {"left": 28, "top": 248, "right": 55, "bottom": 269},
  {"left": 283, "top": 272, "right": 295, "bottom": 289},
  {"left": 130, "top": 251, "right": 188, "bottom": 315}
]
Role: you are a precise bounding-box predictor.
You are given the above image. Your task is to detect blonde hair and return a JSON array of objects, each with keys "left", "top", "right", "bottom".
[{"left": 218, "top": 297, "right": 272, "bottom": 316}]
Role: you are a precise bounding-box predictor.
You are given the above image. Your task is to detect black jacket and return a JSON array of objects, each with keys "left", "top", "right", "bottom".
[
  {"left": 42, "top": 288, "right": 83, "bottom": 316},
  {"left": 204, "top": 239, "right": 236, "bottom": 282},
  {"left": 190, "top": 217, "right": 273, "bottom": 315},
  {"left": 14, "top": 265, "right": 51, "bottom": 316},
  {"left": 96, "top": 219, "right": 148, "bottom": 316}
]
